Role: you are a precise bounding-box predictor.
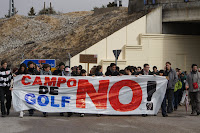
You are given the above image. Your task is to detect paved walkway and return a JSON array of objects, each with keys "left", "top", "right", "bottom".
[{"left": 0, "top": 106, "right": 199, "bottom": 133}]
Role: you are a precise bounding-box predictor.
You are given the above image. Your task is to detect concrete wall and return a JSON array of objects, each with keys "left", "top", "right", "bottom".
[
  {"left": 146, "top": 6, "right": 162, "bottom": 34},
  {"left": 126, "top": 16, "right": 147, "bottom": 45},
  {"left": 71, "top": 16, "right": 147, "bottom": 73},
  {"left": 140, "top": 34, "right": 200, "bottom": 71},
  {"left": 70, "top": 39, "right": 107, "bottom": 72}
]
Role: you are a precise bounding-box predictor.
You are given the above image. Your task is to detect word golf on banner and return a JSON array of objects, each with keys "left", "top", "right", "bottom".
[{"left": 12, "top": 75, "right": 167, "bottom": 115}]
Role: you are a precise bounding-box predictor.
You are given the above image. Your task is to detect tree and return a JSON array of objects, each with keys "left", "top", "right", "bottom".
[
  {"left": 38, "top": 7, "right": 57, "bottom": 15},
  {"left": 101, "top": 5, "right": 106, "bottom": 8},
  {"left": 107, "top": 2, "right": 115, "bottom": 7},
  {"left": 28, "top": 7, "right": 36, "bottom": 16}
]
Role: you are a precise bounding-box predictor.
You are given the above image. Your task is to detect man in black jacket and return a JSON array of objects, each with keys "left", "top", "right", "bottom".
[
  {"left": 152, "top": 66, "right": 159, "bottom": 75},
  {"left": 0, "top": 60, "right": 13, "bottom": 117},
  {"left": 135, "top": 63, "right": 153, "bottom": 117},
  {"left": 53, "top": 62, "right": 71, "bottom": 117},
  {"left": 136, "top": 64, "right": 153, "bottom": 75},
  {"left": 27, "top": 61, "right": 39, "bottom": 75},
  {"left": 27, "top": 61, "right": 39, "bottom": 116},
  {"left": 105, "top": 63, "right": 119, "bottom": 76},
  {"left": 53, "top": 62, "right": 68, "bottom": 76}
]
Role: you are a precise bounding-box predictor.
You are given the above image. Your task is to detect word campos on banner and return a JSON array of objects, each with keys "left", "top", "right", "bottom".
[{"left": 13, "top": 75, "right": 168, "bottom": 115}]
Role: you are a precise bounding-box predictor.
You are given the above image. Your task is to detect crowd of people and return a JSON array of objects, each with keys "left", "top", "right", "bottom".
[{"left": 0, "top": 59, "right": 200, "bottom": 118}]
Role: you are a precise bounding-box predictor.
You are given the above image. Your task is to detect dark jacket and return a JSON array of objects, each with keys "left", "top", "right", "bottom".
[
  {"left": 136, "top": 69, "right": 153, "bottom": 75},
  {"left": 131, "top": 72, "right": 136, "bottom": 75},
  {"left": 95, "top": 71, "right": 103, "bottom": 76},
  {"left": 71, "top": 71, "right": 78, "bottom": 76},
  {"left": 28, "top": 68, "right": 39, "bottom": 75},
  {"left": 53, "top": 69, "right": 67, "bottom": 76},
  {"left": 152, "top": 71, "right": 159, "bottom": 75},
  {"left": 105, "top": 69, "right": 119, "bottom": 76},
  {"left": 180, "top": 74, "right": 186, "bottom": 90},
  {"left": 15, "top": 71, "right": 28, "bottom": 75}
]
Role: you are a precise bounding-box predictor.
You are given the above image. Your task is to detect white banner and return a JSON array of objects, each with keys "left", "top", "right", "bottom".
[{"left": 12, "top": 75, "right": 167, "bottom": 115}]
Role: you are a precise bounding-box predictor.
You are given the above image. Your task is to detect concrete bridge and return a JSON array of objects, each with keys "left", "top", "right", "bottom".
[
  {"left": 128, "top": 0, "right": 200, "bottom": 35},
  {"left": 129, "top": 0, "right": 200, "bottom": 22}
]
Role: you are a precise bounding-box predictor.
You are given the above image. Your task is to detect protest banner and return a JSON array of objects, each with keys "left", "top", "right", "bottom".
[{"left": 13, "top": 75, "right": 167, "bottom": 115}]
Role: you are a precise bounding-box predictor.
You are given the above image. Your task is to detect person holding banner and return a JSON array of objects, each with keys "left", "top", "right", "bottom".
[
  {"left": 124, "top": 66, "right": 132, "bottom": 75},
  {"left": 119, "top": 70, "right": 125, "bottom": 76},
  {"left": 78, "top": 69, "right": 87, "bottom": 117},
  {"left": 27, "top": 61, "right": 38, "bottom": 116},
  {"left": 53, "top": 62, "right": 71, "bottom": 117},
  {"left": 137, "top": 67, "right": 142, "bottom": 73},
  {"left": 80, "top": 69, "right": 87, "bottom": 76},
  {"left": 53, "top": 62, "right": 67, "bottom": 77},
  {"left": 15, "top": 63, "right": 29, "bottom": 118},
  {"left": 105, "top": 63, "right": 119, "bottom": 76},
  {"left": 95, "top": 65, "right": 103, "bottom": 76},
  {"left": 0, "top": 60, "right": 13, "bottom": 117},
  {"left": 40, "top": 64, "right": 52, "bottom": 117},
  {"left": 136, "top": 63, "right": 153, "bottom": 117},
  {"left": 186, "top": 64, "right": 200, "bottom": 115},
  {"left": 94, "top": 67, "right": 104, "bottom": 117},
  {"left": 136, "top": 64, "right": 153, "bottom": 76},
  {"left": 159, "top": 70, "right": 168, "bottom": 117},
  {"left": 152, "top": 66, "right": 159, "bottom": 75},
  {"left": 27, "top": 61, "right": 39, "bottom": 75}
]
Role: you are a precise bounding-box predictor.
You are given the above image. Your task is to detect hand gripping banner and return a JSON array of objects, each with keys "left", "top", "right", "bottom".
[{"left": 12, "top": 75, "right": 167, "bottom": 115}]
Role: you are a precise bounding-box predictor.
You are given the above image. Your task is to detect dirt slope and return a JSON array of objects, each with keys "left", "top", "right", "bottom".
[{"left": 0, "top": 7, "right": 149, "bottom": 67}]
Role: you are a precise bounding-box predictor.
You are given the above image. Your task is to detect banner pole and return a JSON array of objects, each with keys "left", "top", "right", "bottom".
[
  {"left": 87, "top": 63, "right": 89, "bottom": 75},
  {"left": 115, "top": 50, "right": 117, "bottom": 65}
]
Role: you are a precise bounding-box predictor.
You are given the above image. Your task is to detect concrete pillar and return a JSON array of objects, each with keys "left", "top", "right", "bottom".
[{"left": 44, "top": 2, "right": 46, "bottom": 10}]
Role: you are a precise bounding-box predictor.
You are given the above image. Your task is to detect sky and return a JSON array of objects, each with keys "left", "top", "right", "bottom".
[{"left": 0, "top": 0, "right": 129, "bottom": 18}]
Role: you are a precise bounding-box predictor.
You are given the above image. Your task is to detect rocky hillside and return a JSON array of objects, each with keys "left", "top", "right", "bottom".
[{"left": 0, "top": 7, "right": 149, "bottom": 67}]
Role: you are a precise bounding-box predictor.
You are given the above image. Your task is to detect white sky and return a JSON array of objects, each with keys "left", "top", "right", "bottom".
[{"left": 0, "top": 0, "right": 129, "bottom": 18}]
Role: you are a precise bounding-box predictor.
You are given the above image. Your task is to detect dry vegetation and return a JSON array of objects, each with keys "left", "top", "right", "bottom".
[{"left": 0, "top": 7, "right": 149, "bottom": 67}]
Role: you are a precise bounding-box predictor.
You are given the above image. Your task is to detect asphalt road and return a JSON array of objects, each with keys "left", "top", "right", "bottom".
[{"left": 0, "top": 106, "right": 199, "bottom": 133}]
